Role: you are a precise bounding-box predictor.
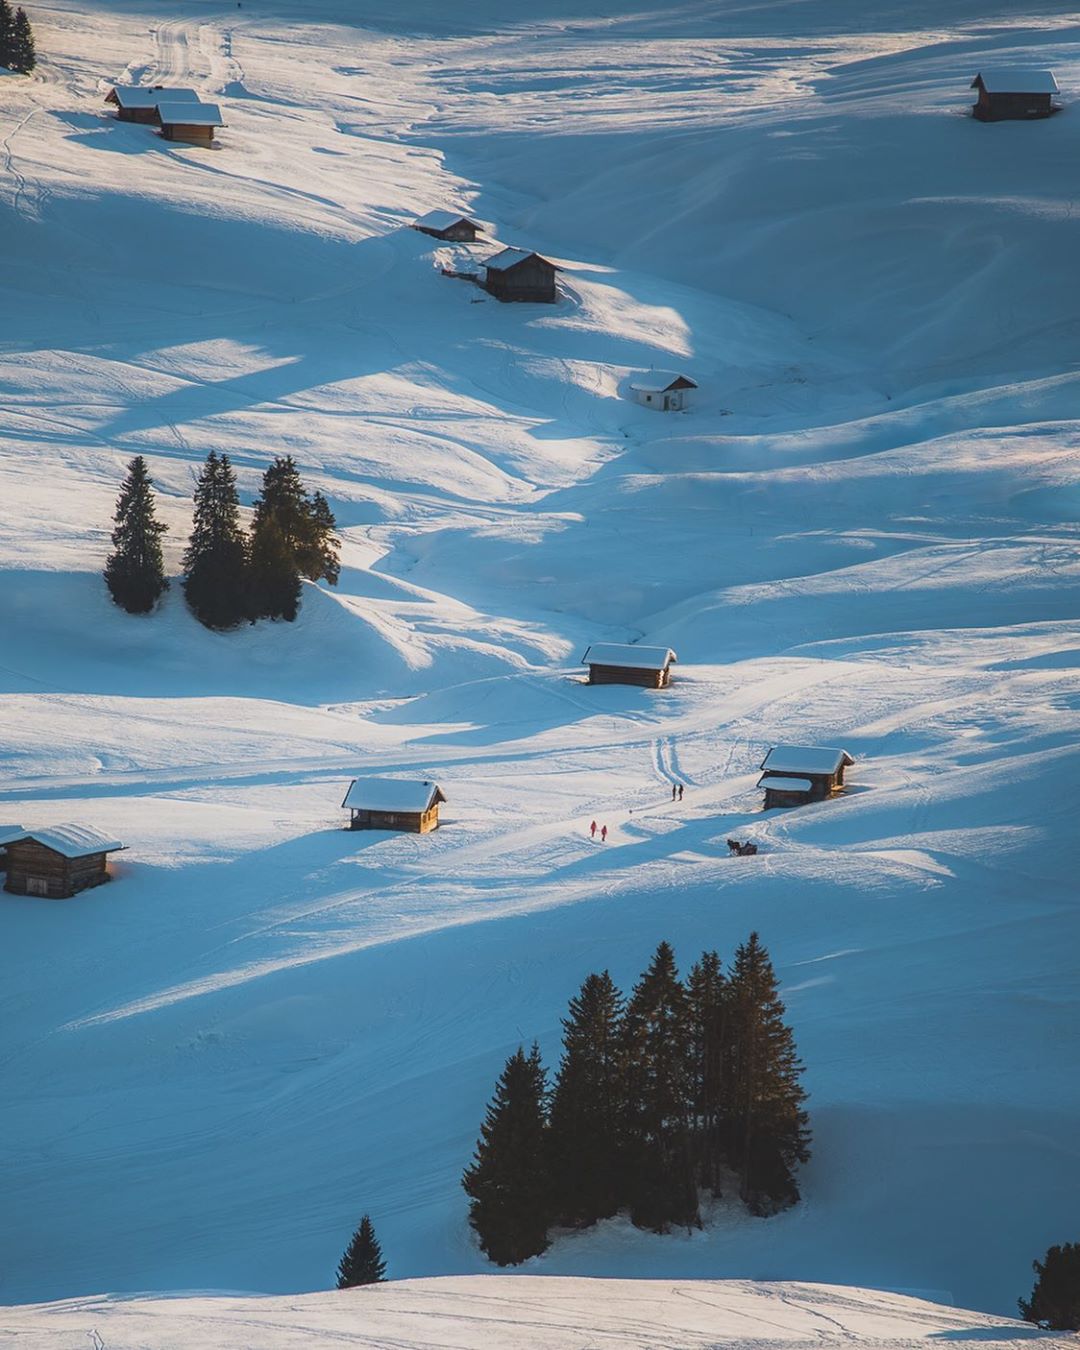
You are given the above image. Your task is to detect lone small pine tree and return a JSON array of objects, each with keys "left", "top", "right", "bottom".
[
  {"left": 103, "top": 455, "right": 169, "bottom": 615},
  {"left": 336, "top": 1214, "right": 387, "bottom": 1289},
  {"left": 1019, "top": 1242, "right": 1080, "bottom": 1331},
  {"left": 462, "top": 1043, "right": 552, "bottom": 1266}
]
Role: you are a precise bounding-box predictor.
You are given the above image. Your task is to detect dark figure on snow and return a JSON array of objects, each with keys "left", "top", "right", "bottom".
[
  {"left": 678, "top": 784, "right": 684, "bottom": 801},
  {"left": 672, "top": 783, "right": 677, "bottom": 801},
  {"left": 600, "top": 825, "right": 608, "bottom": 842},
  {"left": 590, "top": 820, "right": 597, "bottom": 838}
]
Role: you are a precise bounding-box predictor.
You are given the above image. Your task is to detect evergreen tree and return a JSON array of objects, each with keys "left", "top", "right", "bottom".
[
  {"left": 248, "top": 513, "right": 301, "bottom": 621},
  {"left": 182, "top": 450, "right": 249, "bottom": 630},
  {"left": 8, "top": 6, "right": 34, "bottom": 72},
  {"left": 462, "top": 1044, "right": 552, "bottom": 1266},
  {"left": 620, "top": 942, "right": 699, "bottom": 1233},
  {"left": 0, "top": 0, "right": 14, "bottom": 69},
  {"left": 686, "top": 950, "right": 729, "bottom": 1195},
  {"left": 248, "top": 457, "right": 340, "bottom": 619},
  {"left": 103, "top": 455, "right": 169, "bottom": 615},
  {"left": 548, "top": 971, "right": 625, "bottom": 1228},
  {"left": 298, "top": 489, "right": 341, "bottom": 586},
  {"left": 724, "top": 932, "right": 810, "bottom": 1215},
  {"left": 1019, "top": 1242, "right": 1080, "bottom": 1330},
  {"left": 336, "top": 1213, "right": 387, "bottom": 1289}
]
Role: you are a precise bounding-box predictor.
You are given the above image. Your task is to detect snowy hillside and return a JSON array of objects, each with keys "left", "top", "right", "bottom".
[
  {"left": 1, "top": 0, "right": 1079, "bottom": 1322},
  {"left": 3, "top": 1278, "right": 1078, "bottom": 1350}
]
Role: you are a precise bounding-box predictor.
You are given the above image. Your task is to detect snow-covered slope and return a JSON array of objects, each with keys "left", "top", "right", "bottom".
[{"left": 1, "top": 0, "right": 1078, "bottom": 1320}]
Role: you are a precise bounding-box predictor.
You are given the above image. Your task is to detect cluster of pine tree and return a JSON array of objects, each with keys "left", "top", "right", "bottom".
[
  {"left": 103, "top": 453, "right": 340, "bottom": 629},
  {"left": 463, "top": 933, "right": 810, "bottom": 1267},
  {"left": 1020, "top": 1241, "right": 1080, "bottom": 1331},
  {"left": 0, "top": 0, "right": 36, "bottom": 73}
]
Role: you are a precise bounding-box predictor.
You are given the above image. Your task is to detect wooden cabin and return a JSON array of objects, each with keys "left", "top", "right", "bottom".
[
  {"left": 757, "top": 745, "right": 854, "bottom": 809},
  {"left": 582, "top": 643, "right": 678, "bottom": 689},
  {"left": 3, "top": 825, "right": 125, "bottom": 898},
  {"left": 342, "top": 778, "right": 446, "bottom": 833},
  {"left": 483, "top": 248, "right": 557, "bottom": 303},
  {"left": 0, "top": 823, "right": 25, "bottom": 873},
  {"left": 630, "top": 371, "right": 697, "bottom": 412},
  {"left": 413, "top": 210, "right": 481, "bottom": 242},
  {"left": 971, "top": 69, "right": 1059, "bottom": 121},
  {"left": 156, "top": 101, "right": 224, "bottom": 146},
  {"left": 106, "top": 85, "right": 199, "bottom": 124}
]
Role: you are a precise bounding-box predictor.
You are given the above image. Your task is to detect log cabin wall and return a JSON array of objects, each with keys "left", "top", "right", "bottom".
[
  {"left": 4, "top": 841, "right": 109, "bottom": 898},
  {"left": 163, "top": 124, "right": 216, "bottom": 145},
  {"left": 588, "top": 663, "right": 668, "bottom": 688}
]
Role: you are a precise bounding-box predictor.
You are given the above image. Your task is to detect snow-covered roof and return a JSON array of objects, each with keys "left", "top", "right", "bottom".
[
  {"left": 629, "top": 371, "right": 698, "bottom": 394},
  {"left": 413, "top": 209, "right": 479, "bottom": 232},
  {"left": 760, "top": 745, "right": 854, "bottom": 775},
  {"left": 581, "top": 643, "right": 678, "bottom": 670},
  {"left": 972, "top": 68, "right": 1059, "bottom": 94},
  {"left": 23, "top": 825, "right": 124, "bottom": 859},
  {"left": 109, "top": 86, "right": 199, "bottom": 108},
  {"left": 757, "top": 775, "right": 813, "bottom": 793},
  {"left": 157, "top": 101, "right": 224, "bottom": 127},
  {"left": 341, "top": 778, "right": 446, "bottom": 813},
  {"left": 0, "top": 824, "right": 26, "bottom": 846},
  {"left": 485, "top": 247, "right": 553, "bottom": 272}
]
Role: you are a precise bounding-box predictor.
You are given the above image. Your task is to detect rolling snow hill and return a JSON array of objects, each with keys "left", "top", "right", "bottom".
[{"left": 1, "top": 0, "right": 1078, "bottom": 1323}]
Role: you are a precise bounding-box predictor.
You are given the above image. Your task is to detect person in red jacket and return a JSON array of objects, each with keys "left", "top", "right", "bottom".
[
  {"left": 590, "top": 820, "right": 597, "bottom": 838},
  {"left": 600, "top": 825, "right": 608, "bottom": 842}
]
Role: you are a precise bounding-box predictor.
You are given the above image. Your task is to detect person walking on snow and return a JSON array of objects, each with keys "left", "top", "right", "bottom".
[
  {"left": 671, "top": 783, "right": 677, "bottom": 801},
  {"left": 590, "top": 820, "right": 597, "bottom": 838},
  {"left": 600, "top": 825, "right": 608, "bottom": 842},
  {"left": 678, "top": 784, "right": 684, "bottom": 801}
]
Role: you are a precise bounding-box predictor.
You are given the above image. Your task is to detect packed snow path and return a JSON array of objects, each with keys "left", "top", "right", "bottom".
[{"left": 1, "top": 0, "right": 1079, "bottom": 1317}]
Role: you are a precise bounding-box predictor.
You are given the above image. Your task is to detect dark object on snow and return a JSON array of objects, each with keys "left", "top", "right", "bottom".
[
  {"left": 726, "top": 838, "right": 758, "bottom": 856},
  {"left": 1019, "top": 1241, "right": 1080, "bottom": 1330},
  {"left": 971, "top": 69, "right": 1059, "bottom": 121},
  {"left": 582, "top": 643, "right": 677, "bottom": 689},
  {"left": 341, "top": 778, "right": 446, "bottom": 834},
  {"left": 337, "top": 1214, "right": 387, "bottom": 1288},
  {"left": 758, "top": 745, "right": 854, "bottom": 809},
  {"left": 483, "top": 248, "right": 557, "bottom": 303},
  {"left": 413, "top": 209, "right": 480, "bottom": 242},
  {"left": 104, "top": 455, "right": 169, "bottom": 614},
  {"left": 3, "top": 826, "right": 124, "bottom": 899}
]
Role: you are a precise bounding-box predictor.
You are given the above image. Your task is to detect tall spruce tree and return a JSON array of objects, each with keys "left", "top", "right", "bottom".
[
  {"left": 724, "top": 932, "right": 810, "bottom": 1215},
  {"left": 686, "top": 950, "right": 729, "bottom": 1195},
  {"left": 8, "top": 6, "right": 34, "bottom": 72},
  {"left": 462, "top": 1044, "right": 552, "bottom": 1266},
  {"left": 336, "top": 1214, "right": 387, "bottom": 1289},
  {"left": 548, "top": 971, "right": 626, "bottom": 1228},
  {"left": 620, "top": 942, "right": 699, "bottom": 1234},
  {"left": 248, "top": 513, "right": 301, "bottom": 621},
  {"left": 103, "top": 456, "right": 169, "bottom": 614},
  {"left": 299, "top": 489, "right": 341, "bottom": 586},
  {"left": 1019, "top": 1242, "right": 1080, "bottom": 1330},
  {"left": 0, "top": 0, "right": 14, "bottom": 69},
  {"left": 248, "top": 457, "right": 340, "bottom": 620},
  {"left": 182, "top": 451, "right": 249, "bottom": 630}
]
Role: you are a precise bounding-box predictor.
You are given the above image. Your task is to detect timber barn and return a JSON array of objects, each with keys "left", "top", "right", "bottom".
[
  {"left": 3, "top": 825, "right": 125, "bottom": 898},
  {"left": 106, "top": 85, "right": 199, "bottom": 123},
  {"left": 413, "top": 210, "right": 481, "bottom": 242},
  {"left": 0, "top": 823, "right": 25, "bottom": 874},
  {"left": 342, "top": 778, "right": 446, "bottom": 833},
  {"left": 483, "top": 248, "right": 557, "bottom": 303},
  {"left": 970, "top": 69, "right": 1059, "bottom": 121},
  {"left": 630, "top": 371, "right": 698, "bottom": 412},
  {"left": 758, "top": 745, "right": 854, "bottom": 809},
  {"left": 582, "top": 643, "right": 678, "bottom": 689},
  {"left": 157, "top": 101, "right": 224, "bottom": 146}
]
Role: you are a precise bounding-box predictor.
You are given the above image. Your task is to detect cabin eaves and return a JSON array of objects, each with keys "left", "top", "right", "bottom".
[
  {"left": 341, "top": 778, "right": 446, "bottom": 814},
  {"left": 581, "top": 643, "right": 677, "bottom": 671}
]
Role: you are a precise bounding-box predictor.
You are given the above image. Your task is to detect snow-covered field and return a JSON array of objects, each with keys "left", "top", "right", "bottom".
[{"left": 1, "top": 0, "right": 1079, "bottom": 1326}]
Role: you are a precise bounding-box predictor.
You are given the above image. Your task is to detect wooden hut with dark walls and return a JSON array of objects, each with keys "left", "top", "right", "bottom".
[
  {"left": 970, "top": 69, "right": 1059, "bottom": 121},
  {"left": 0, "top": 823, "right": 25, "bottom": 874},
  {"left": 758, "top": 745, "right": 854, "bottom": 809},
  {"left": 483, "top": 248, "right": 557, "bottom": 303},
  {"left": 630, "top": 371, "right": 697, "bottom": 412},
  {"left": 582, "top": 643, "right": 677, "bottom": 689},
  {"left": 156, "top": 101, "right": 224, "bottom": 146},
  {"left": 106, "top": 85, "right": 199, "bottom": 124},
  {"left": 342, "top": 778, "right": 446, "bottom": 833},
  {"left": 3, "top": 825, "right": 125, "bottom": 898},
  {"left": 413, "top": 210, "right": 481, "bottom": 242}
]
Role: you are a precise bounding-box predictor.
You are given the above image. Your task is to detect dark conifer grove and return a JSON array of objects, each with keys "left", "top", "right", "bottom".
[
  {"left": 182, "top": 451, "right": 249, "bottom": 630},
  {"left": 1019, "top": 1242, "right": 1080, "bottom": 1330},
  {"left": 336, "top": 1214, "right": 387, "bottom": 1289},
  {"left": 0, "top": 0, "right": 13, "bottom": 68},
  {"left": 103, "top": 456, "right": 169, "bottom": 615},
  {"left": 462, "top": 1044, "right": 553, "bottom": 1266},
  {"left": 465, "top": 935, "right": 811, "bottom": 1264}
]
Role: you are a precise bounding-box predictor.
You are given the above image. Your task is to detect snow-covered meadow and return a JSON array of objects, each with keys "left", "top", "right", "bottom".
[{"left": 1, "top": 0, "right": 1078, "bottom": 1326}]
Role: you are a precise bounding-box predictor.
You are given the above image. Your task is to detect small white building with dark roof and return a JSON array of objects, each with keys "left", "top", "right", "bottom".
[
  {"left": 629, "top": 371, "right": 697, "bottom": 412},
  {"left": 970, "top": 69, "right": 1059, "bottom": 121},
  {"left": 412, "top": 210, "right": 481, "bottom": 242},
  {"left": 758, "top": 745, "right": 854, "bottom": 809},
  {"left": 582, "top": 643, "right": 678, "bottom": 689},
  {"left": 3, "top": 825, "right": 125, "bottom": 898},
  {"left": 342, "top": 778, "right": 446, "bottom": 833}
]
